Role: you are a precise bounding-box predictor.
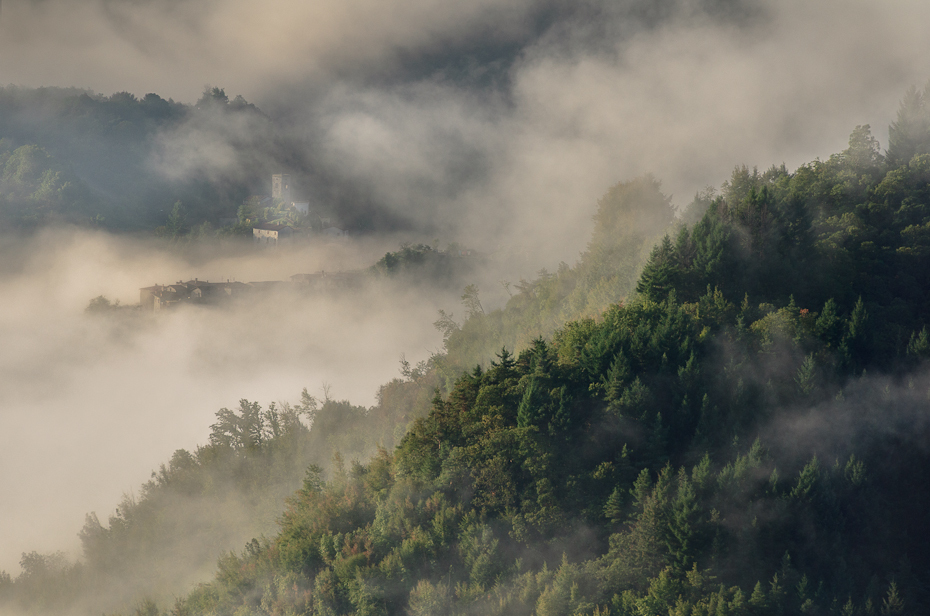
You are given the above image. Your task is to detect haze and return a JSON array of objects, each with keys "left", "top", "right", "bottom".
[
  {"left": 0, "top": 230, "right": 453, "bottom": 573},
  {"left": 0, "top": 0, "right": 929, "bottom": 584},
  {"left": 3, "top": 1, "right": 930, "bottom": 265}
]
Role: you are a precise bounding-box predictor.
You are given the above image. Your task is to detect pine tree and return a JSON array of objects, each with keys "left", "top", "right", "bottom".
[
  {"left": 604, "top": 487, "right": 625, "bottom": 525},
  {"left": 815, "top": 298, "right": 843, "bottom": 348},
  {"left": 880, "top": 582, "right": 904, "bottom": 615},
  {"left": 637, "top": 235, "right": 678, "bottom": 302},
  {"left": 842, "top": 297, "right": 869, "bottom": 372},
  {"left": 843, "top": 124, "right": 885, "bottom": 173},
  {"left": 604, "top": 353, "right": 632, "bottom": 412},
  {"left": 906, "top": 327, "right": 930, "bottom": 359},
  {"left": 548, "top": 385, "right": 573, "bottom": 436},
  {"left": 749, "top": 581, "right": 768, "bottom": 613},
  {"left": 667, "top": 468, "right": 700, "bottom": 571},
  {"left": 795, "top": 354, "right": 816, "bottom": 397},
  {"left": 517, "top": 376, "right": 546, "bottom": 429},
  {"left": 630, "top": 468, "right": 653, "bottom": 517},
  {"left": 887, "top": 82, "right": 930, "bottom": 167}
]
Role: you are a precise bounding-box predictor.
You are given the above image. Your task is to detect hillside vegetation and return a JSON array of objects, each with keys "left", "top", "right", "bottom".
[
  {"left": 0, "top": 86, "right": 279, "bottom": 230},
  {"left": 5, "top": 84, "right": 930, "bottom": 615}
]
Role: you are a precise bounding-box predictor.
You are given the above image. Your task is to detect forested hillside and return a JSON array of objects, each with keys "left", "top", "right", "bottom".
[
  {"left": 6, "top": 84, "right": 930, "bottom": 616},
  {"left": 0, "top": 85, "right": 437, "bottom": 234},
  {"left": 431, "top": 174, "right": 675, "bottom": 385},
  {"left": 0, "top": 86, "right": 284, "bottom": 230},
  {"left": 0, "top": 377, "right": 440, "bottom": 615}
]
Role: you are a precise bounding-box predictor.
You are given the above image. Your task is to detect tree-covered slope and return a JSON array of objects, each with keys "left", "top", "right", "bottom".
[
  {"left": 0, "top": 86, "right": 279, "bottom": 230},
  {"left": 8, "top": 85, "right": 930, "bottom": 616},
  {"left": 168, "top": 294, "right": 930, "bottom": 615},
  {"left": 0, "top": 375, "right": 439, "bottom": 616},
  {"left": 155, "top": 92, "right": 930, "bottom": 615},
  {"left": 433, "top": 174, "right": 676, "bottom": 384}
]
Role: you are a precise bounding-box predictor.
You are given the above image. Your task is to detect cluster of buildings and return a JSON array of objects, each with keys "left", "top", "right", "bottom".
[
  {"left": 140, "top": 271, "right": 366, "bottom": 310},
  {"left": 249, "top": 174, "right": 347, "bottom": 245},
  {"left": 139, "top": 279, "right": 253, "bottom": 310}
]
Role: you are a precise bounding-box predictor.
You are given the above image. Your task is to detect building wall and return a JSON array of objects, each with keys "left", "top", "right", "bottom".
[
  {"left": 139, "top": 287, "right": 161, "bottom": 309},
  {"left": 253, "top": 228, "right": 280, "bottom": 244},
  {"left": 272, "top": 174, "right": 291, "bottom": 202}
]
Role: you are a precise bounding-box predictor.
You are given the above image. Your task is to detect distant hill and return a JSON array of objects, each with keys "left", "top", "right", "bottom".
[
  {"left": 0, "top": 86, "right": 273, "bottom": 230},
  {"left": 0, "top": 86, "right": 433, "bottom": 235}
]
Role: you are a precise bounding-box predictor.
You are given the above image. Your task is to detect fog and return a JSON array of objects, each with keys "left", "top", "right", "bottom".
[
  {"left": 764, "top": 372, "right": 930, "bottom": 467},
  {"left": 4, "top": 1, "right": 930, "bottom": 266},
  {"left": 1, "top": 0, "right": 930, "bottom": 594},
  {"left": 0, "top": 229, "right": 463, "bottom": 574},
  {"left": 293, "top": 0, "right": 930, "bottom": 265}
]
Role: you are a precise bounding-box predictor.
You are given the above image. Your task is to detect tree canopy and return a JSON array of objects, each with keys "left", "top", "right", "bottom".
[{"left": 7, "top": 83, "right": 930, "bottom": 616}]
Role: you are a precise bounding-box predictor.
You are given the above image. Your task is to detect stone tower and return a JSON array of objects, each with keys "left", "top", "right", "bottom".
[{"left": 272, "top": 174, "right": 291, "bottom": 202}]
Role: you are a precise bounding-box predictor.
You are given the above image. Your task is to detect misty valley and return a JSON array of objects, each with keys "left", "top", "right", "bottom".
[{"left": 4, "top": 6, "right": 930, "bottom": 611}]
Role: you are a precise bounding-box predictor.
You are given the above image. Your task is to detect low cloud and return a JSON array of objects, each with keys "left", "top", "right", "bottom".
[
  {"left": 0, "top": 229, "right": 452, "bottom": 573},
  {"left": 6, "top": 1, "right": 930, "bottom": 267},
  {"left": 4, "top": 0, "right": 930, "bottom": 582}
]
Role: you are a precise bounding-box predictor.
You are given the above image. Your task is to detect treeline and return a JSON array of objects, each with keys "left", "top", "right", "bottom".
[
  {"left": 7, "top": 83, "right": 930, "bottom": 615},
  {"left": 370, "top": 243, "right": 487, "bottom": 291},
  {"left": 434, "top": 84, "right": 930, "bottom": 381},
  {"left": 0, "top": 84, "right": 429, "bottom": 236},
  {"left": 0, "top": 86, "right": 282, "bottom": 231},
  {"left": 432, "top": 174, "right": 674, "bottom": 384},
  {"left": 0, "top": 372, "right": 440, "bottom": 615},
  {"left": 160, "top": 85, "right": 930, "bottom": 615}
]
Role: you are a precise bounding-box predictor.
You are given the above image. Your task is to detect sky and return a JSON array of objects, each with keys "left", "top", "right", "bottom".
[
  {"left": 3, "top": 0, "right": 930, "bottom": 264},
  {"left": 1, "top": 0, "right": 930, "bottom": 579}
]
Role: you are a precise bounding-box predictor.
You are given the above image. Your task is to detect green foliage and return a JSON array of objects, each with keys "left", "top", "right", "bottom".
[
  {"left": 153, "top": 201, "right": 187, "bottom": 239},
  {"left": 887, "top": 81, "right": 930, "bottom": 167},
  {"left": 14, "top": 83, "right": 930, "bottom": 616},
  {"left": 434, "top": 175, "right": 677, "bottom": 379},
  {"left": 0, "top": 85, "right": 273, "bottom": 231},
  {"left": 0, "top": 143, "right": 96, "bottom": 225},
  {"left": 372, "top": 243, "right": 486, "bottom": 292},
  {"left": 85, "top": 295, "right": 119, "bottom": 313}
]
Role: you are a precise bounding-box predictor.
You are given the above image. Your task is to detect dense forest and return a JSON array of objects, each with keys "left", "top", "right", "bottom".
[
  {"left": 0, "top": 85, "right": 436, "bottom": 234},
  {"left": 0, "top": 86, "right": 261, "bottom": 229},
  {"left": 5, "top": 83, "right": 930, "bottom": 615}
]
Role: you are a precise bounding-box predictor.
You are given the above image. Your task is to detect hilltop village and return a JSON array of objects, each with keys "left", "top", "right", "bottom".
[
  {"left": 134, "top": 174, "right": 362, "bottom": 309},
  {"left": 139, "top": 271, "right": 365, "bottom": 310},
  {"left": 244, "top": 174, "right": 347, "bottom": 245}
]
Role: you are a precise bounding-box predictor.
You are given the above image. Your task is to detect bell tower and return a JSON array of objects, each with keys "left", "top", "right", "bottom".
[{"left": 272, "top": 174, "right": 291, "bottom": 202}]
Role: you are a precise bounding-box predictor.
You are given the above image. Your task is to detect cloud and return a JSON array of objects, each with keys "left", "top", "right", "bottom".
[
  {"left": 0, "top": 0, "right": 539, "bottom": 99},
  {"left": 253, "top": 0, "right": 930, "bottom": 266},
  {"left": 0, "top": 229, "right": 451, "bottom": 573},
  {"left": 3, "top": 0, "right": 930, "bottom": 581},
  {"left": 149, "top": 104, "right": 276, "bottom": 182},
  {"left": 763, "top": 371, "right": 930, "bottom": 467},
  {"left": 6, "top": 0, "right": 930, "bottom": 267}
]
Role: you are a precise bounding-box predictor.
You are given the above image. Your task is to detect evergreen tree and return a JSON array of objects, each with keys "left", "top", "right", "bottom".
[{"left": 887, "top": 82, "right": 930, "bottom": 167}]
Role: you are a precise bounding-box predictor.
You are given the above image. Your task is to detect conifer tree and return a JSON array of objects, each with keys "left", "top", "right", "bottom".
[{"left": 887, "top": 82, "right": 930, "bottom": 167}]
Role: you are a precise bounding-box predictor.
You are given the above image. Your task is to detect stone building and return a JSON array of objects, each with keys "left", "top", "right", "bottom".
[
  {"left": 253, "top": 223, "right": 294, "bottom": 244},
  {"left": 271, "top": 174, "right": 291, "bottom": 202},
  {"left": 139, "top": 280, "right": 251, "bottom": 310}
]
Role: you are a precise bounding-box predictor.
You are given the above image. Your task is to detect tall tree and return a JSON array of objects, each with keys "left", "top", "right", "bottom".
[{"left": 887, "top": 82, "right": 930, "bottom": 167}]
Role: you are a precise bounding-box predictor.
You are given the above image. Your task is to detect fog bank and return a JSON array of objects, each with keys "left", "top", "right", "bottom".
[
  {"left": 0, "top": 229, "right": 449, "bottom": 574},
  {"left": 3, "top": 3, "right": 929, "bottom": 269}
]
